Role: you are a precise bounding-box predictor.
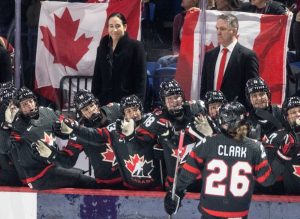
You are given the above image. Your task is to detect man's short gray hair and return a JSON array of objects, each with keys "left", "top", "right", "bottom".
[{"left": 217, "top": 14, "right": 239, "bottom": 30}]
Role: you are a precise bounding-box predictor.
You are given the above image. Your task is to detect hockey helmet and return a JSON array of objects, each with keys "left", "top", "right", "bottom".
[
  {"left": 74, "top": 89, "right": 99, "bottom": 112},
  {"left": 0, "top": 82, "right": 17, "bottom": 104},
  {"left": 204, "top": 90, "right": 227, "bottom": 107},
  {"left": 218, "top": 101, "right": 247, "bottom": 132},
  {"left": 15, "top": 87, "right": 38, "bottom": 119},
  {"left": 120, "top": 94, "right": 143, "bottom": 115},
  {"left": 245, "top": 77, "right": 270, "bottom": 103},
  {"left": 159, "top": 79, "right": 184, "bottom": 104}
]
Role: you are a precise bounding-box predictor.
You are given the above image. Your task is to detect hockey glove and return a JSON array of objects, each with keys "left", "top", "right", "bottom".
[
  {"left": 164, "top": 190, "right": 182, "bottom": 215},
  {"left": 277, "top": 134, "right": 296, "bottom": 161},
  {"left": 61, "top": 118, "right": 79, "bottom": 135},
  {"left": 3, "top": 103, "right": 19, "bottom": 129},
  {"left": 193, "top": 114, "right": 213, "bottom": 137},
  {"left": 153, "top": 144, "right": 164, "bottom": 160},
  {"left": 120, "top": 119, "right": 135, "bottom": 136},
  {"left": 36, "top": 140, "right": 57, "bottom": 160},
  {"left": 157, "top": 119, "right": 172, "bottom": 138},
  {"left": 52, "top": 121, "right": 70, "bottom": 140},
  {"left": 115, "top": 119, "right": 122, "bottom": 133}
]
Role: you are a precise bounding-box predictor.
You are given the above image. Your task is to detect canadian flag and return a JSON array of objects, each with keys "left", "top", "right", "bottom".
[
  {"left": 35, "top": 0, "right": 141, "bottom": 102},
  {"left": 175, "top": 10, "right": 292, "bottom": 104}
]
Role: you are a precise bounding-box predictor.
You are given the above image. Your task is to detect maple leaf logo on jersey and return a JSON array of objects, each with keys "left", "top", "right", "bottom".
[
  {"left": 41, "top": 132, "right": 55, "bottom": 146},
  {"left": 40, "top": 8, "right": 93, "bottom": 70},
  {"left": 292, "top": 165, "right": 300, "bottom": 178},
  {"left": 124, "top": 154, "right": 154, "bottom": 178},
  {"left": 171, "top": 143, "right": 194, "bottom": 164},
  {"left": 101, "top": 144, "right": 117, "bottom": 167}
]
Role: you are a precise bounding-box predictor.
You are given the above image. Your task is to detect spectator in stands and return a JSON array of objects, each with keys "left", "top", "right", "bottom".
[
  {"left": 0, "top": 38, "right": 13, "bottom": 83},
  {"left": 212, "top": 0, "right": 241, "bottom": 11},
  {"left": 200, "top": 14, "right": 259, "bottom": 106},
  {"left": 92, "top": 12, "right": 146, "bottom": 106},
  {"left": 239, "top": 0, "right": 288, "bottom": 14},
  {"left": 157, "top": 0, "right": 199, "bottom": 67},
  {"left": 294, "top": 0, "right": 300, "bottom": 61}
]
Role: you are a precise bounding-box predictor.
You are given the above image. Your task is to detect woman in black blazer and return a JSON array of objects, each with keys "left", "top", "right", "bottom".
[{"left": 92, "top": 12, "right": 146, "bottom": 106}]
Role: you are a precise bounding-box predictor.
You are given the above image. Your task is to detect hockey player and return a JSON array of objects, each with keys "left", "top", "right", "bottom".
[
  {"left": 264, "top": 96, "right": 300, "bottom": 195},
  {"left": 0, "top": 82, "right": 23, "bottom": 186},
  {"left": 10, "top": 87, "right": 96, "bottom": 190},
  {"left": 164, "top": 102, "right": 290, "bottom": 218},
  {"left": 135, "top": 80, "right": 212, "bottom": 190},
  {"left": 245, "top": 77, "right": 283, "bottom": 141},
  {"left": 60, "top": 95, "right": 162, "bottom": 190},
  {"left": 38, "top": 89, "right": 123, "bottom": 188},
  {"left": 204, "top": 90, "right": 227, "bottom": 120}
]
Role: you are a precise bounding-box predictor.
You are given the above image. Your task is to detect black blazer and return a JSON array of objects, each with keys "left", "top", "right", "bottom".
[
  {"left": 92, "top": 33, "right": 146, "bottom": 106},
  {"left": 200, "top": 43, "right": 259, "bottom": 106}
]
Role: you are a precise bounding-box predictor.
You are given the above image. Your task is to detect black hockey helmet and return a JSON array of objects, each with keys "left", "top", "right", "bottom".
[
  {"left": 282, "top": 96, "right": 300, "bottom": 116},
  {"left": 120, "top": 94, "right": 143, "bottom": 115},
  {"left": 15, "top": 87, "right": 37, "bottom": 105},
  {"left": 218, "top": 101, "right": 247, "bottom": 132},
  {"left": 15, "top": 87, "right": 39, "bottom": 119},
  {"left": 204, "top": 90, "right": 227, "bottom": 108},
  {"left": 0, "top": 82, "right": 17, "bottom": 104},
  {"left": 74, "top": 89, "right": 99, "bottom": 112},
  {"left": 245, "top": 77, "right": 271, "bottom": 104},
  {"left": 159, "top": 79, "right": 184, "bottom": 104}
]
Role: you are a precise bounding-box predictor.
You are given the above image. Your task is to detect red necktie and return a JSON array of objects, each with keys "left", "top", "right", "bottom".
[{"left": 216, "top": 48, "right": 228, "bottom": 90}]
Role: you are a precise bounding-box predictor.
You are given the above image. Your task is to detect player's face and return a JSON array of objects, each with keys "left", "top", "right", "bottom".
[
  {"left": 108, "top": 16, "right": 127, "bottom": 43},
  {"left": 216, "top": 19, "right": 236, "bottom": 47},
  {"left": 165, "top": 94, "right": 183, "bottom": 112},
  {"left": 81, "top": 102, "right": 100, "bottom": 120},
  {"left": 287, "top": 106, "right": 300, "bottom": 126},
  {"left": 19, "top": 98, "right": 37, "bottom": 115},
  {"left": 250, "top": 91, "right": 269, "bottom": 109},
  {"left": 208, "top": 102, "right": 222, "bottom": 119},
  {"left": 124, "top": 106, "right": 142, "bottom": 122}
]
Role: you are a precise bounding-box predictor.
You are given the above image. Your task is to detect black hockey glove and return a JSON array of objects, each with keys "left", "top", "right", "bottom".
[
  {"left": 31, "top": 140, "right": 57, "bottom": 162},
  {"left": 157, "top": 119, "right": 172, "bottom": 138},
  {"left": 115, "top": 119, "right": 122, "bottom": 133},
  {"left": 153, "top": 144, "right": 164, "bottom": 160},
  {"left": 277, "top": 134, "right": 298, "bottom": 161},
  {"left": 164, "top": 190, "right": 182, "bottom": 215},
  {"left": 61, "top": 118, "right": 79, "bottom": 135},
  {"left": 52, "top": 121, "right": 70, "bottom": 140}
]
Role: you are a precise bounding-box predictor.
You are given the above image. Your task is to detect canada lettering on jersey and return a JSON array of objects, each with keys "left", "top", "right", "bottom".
[{"left": 218, "top": 145, "right": 247, "bottom": 158}]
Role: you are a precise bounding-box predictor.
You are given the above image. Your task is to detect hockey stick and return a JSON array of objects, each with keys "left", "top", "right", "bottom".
[{"left": 169, "top": 130, "right": 185, "bottom": 218}]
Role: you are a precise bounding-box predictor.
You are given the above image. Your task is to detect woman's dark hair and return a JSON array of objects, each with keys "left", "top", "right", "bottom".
[{"left": 107, "top": 12, "right": 127, "bottom": 26}]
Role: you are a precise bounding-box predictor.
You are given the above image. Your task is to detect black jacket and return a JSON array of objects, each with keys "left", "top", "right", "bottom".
[
  {"left": 200, "top": 43, "right": 259, "bottom": 106},
  {"left": 239, "top": 1, "right": 287, "bottom": 15},
  {"left": 0, "top": 46, "right": 12, "bottom": 83},
  {"left": 92, "top": 33, "right": 146, "bottom": 105}
]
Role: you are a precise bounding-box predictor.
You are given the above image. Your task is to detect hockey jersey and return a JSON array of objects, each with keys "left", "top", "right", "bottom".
[{"left": 176, "top": 133, "right": 284, "bottom": 218}]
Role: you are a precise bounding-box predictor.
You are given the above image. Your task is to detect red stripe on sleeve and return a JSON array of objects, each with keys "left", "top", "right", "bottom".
[{"left": 182, "top": 163, "right": 201, "bottom": 175}]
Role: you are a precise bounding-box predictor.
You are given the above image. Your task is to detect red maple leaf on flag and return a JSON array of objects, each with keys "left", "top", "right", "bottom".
[
  {"left": 293, "top": 165, "right": 300, "bottom": 178},
  {"left": 101, "top": 144, "right": 117, "bottom": 167},
  {"left": 40, "top": 8, "right": 93, "bottom": 70}
]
